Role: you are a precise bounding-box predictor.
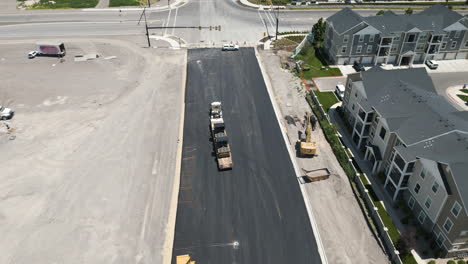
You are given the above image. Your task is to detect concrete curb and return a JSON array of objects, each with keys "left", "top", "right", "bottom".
[
  {"left": 238, "top": 0, "right": 285, "bottom": 9},
  {"left": 161, "top": 50, "right": 187, "bottom": 264},
  {"left": 254, "top": 47, "right": 328, "bottom": 264}
]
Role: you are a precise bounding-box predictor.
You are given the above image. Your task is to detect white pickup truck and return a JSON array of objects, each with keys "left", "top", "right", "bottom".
[{"left": 0, "top": 105, "right": 14, "bottom": 120}]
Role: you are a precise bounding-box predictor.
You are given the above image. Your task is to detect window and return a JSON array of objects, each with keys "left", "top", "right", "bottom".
[
  {"left": 369, "top": 34, "right": 375, "bottom": 42},
  {"left": 420, "top": 168, "right": 426, "bottom": 179},
  {"left": 465, "top": 40, "right": 468, "bottom": 48},
  {"left": 343, "top": 35, "right": 349, "bottom": 43},
  {"left": 341, "top": 46, "right": 347, "bottom": 53},
  {"left": 451, "top": 41, "right": 457, "bottom": 49},
  {"left": 408, "top": 197, "right": 415, "bottom": 209},
  {"left": 451, "top": 201, "right": 462, "bottom": 217},
  {"left": 425, "top": 197, "right": 432, "bottom": 209},
  {"left": 455, "top": 30, "right": 461, "bottom": 38},
  {"left": 414, "top": 183, "right": 421, "bottom": 194},
  {"left": 401, "top": 175, "right": 410, "bottom": 187},
  {"left": 417, "top": 44, "right": 424, "bottom": 50},
  {"left": 359, "top": 35, "right": 364, "bottom": 42},
  {"left": 441, "top": 42, "right": 447, "bottom": 49},
  {"left": 394, "top": 35, "right": 400, "bottom": 41},
  {"left": 408, "top": 34, "right": 416, "bottom": 42},
  {"left": 366, "top": 45, "right": 373, "bottom": 53},
  {"left": 356, "top": 45, "right": 362, "bottom": 53},
  {"left": 418, "top": 211, "right": 426, "bottom": 224},
  {"left": 443, "top": 218, "right": 453, "bottom": 233},
  {"left": 406, "top": 162, "right": 415, "bottom": 173},
  {"left": 432, "top": 181, "right": 439, "bottom": 193},
  {"left": 379, "top": 126, "right": 386, "bottom": 140},
  {"left": 391, "top": 46, "right": 398, "bottom": 52},
  {"left": 436, "top": 233, "right": 445, "bottom": 247},
  {"left": 352, "top": 104, "right": 355, "bottom": 110}
]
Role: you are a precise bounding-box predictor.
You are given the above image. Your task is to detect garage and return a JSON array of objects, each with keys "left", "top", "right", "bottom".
[
  {"left": 387, "top": 55, "right": 397, "bottom": 64},
  {"left": 361, "top": 56, "right": 373, "bottom": 64},
  {"left": 337, "top": 57, "right": 349, "bottom": 65},
  {"left": 434, "top": 53, "right": 444, "bottom": 60},
  {"left": 445, "top": 52, "right": 456, "bottom": 60},
  {"left": 456, "top": 52, "right": 467, "bottom": 59}
]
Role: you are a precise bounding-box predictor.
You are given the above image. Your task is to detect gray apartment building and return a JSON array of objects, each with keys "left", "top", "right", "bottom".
[
  {"left": 341, "top": 67, "right": 468, "bottom": 257},
  {"left": 323, "top": 5, "right": 468, "bottom": 65}
]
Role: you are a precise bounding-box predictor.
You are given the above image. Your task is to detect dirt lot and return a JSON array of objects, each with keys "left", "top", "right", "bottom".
[
  {"left": 258, "top": 49, "right": 389, "bottom": 264},
  {"left": 0, "top": 38, "right": 185, "bottom": 264}
]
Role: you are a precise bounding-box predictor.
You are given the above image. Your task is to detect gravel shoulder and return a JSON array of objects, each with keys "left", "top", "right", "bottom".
[
  {"left": 0, "top": 38, "right": 185, "bottom": 264},
  {"left": 258, "top": 49, "right": 389, "bottom": 264}
]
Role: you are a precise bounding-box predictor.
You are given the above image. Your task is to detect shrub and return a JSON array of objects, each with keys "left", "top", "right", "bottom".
[
  {"left": 447, "top": 260, "right": 456, "bottom": 264},
  {"left": 457, "top": 260, "right": 466, "bottom": 264},
  {"left": 428, "top": 261, "right": 435, "bottom": 264}
]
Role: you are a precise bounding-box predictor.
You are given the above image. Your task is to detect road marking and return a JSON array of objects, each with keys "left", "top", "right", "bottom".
[
  {"left": 257, "top": 10, "right": 267, "bottom": 35},
  {"left": 171, "top": 7, "right": 178, "bottom": 36},
  {"left": 264, "top": 9, "right": 275, "bottom": 30},
  {"left": 164, "top": 7, "right": 172, "bottom": 36}
]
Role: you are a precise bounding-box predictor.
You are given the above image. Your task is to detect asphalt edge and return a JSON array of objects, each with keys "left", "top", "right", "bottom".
[
  {"left": 254, "top": 47, "right": 328, "bottom": 264},
  {"left": 161, "top": 50, "right": 187, "bottom": 264}
]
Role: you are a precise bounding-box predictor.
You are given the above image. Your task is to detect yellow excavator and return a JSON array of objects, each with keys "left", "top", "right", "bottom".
[{"left": 300, "top": 112, "right": 317, "bottom": 156}]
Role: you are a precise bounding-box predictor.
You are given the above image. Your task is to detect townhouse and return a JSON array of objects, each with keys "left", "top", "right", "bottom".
[
  {"left": 341, "top": 67, "right": 468, "bottom": 257},
  {"left": 323, "top": 5, "right": 468, "bottom": 65}
]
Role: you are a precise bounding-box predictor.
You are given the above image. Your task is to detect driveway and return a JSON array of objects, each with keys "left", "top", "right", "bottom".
[{"left": 313, "top": 76, "right": 346, "bottom": 92}]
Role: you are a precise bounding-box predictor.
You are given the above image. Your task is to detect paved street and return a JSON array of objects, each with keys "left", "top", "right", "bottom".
[{"left": 172, "top": 48, "right": 321, "bottom": 263}]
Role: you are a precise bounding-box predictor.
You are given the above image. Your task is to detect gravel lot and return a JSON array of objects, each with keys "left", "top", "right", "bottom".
[
  {"left": 0, "top": 39, "right": 185, "bottom": 264},
  {"left": 258, "top": 49, "right": 388, "bottom": 264}
]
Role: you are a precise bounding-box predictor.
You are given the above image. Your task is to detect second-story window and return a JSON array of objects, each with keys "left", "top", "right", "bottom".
[
  {"left": 465, "top": 40, "right": 468, "bottom": 48},
  {"left": 369, "top": 34, "right": 375, "bottom": 42},
  {"left": 341, "top": 46, "right": 347, "bottom": 53},
  {"left": 451, "top": 201, "right": 462, "bottom": 217},
  {"left": 455, "top": 30, "right": 461, "bottom": 38},
  {"left": 356, "top": 45, "right": 362, "bottom": 53},
  {"left": 366, "top": 45, "right": 373, "bottom": 53},
  {"left": 379, "top": 126, "right": 386, "bottom": 140},
  {"left": 451, "top": 41, "right": 457, "bottom": 49},
  {"left": 420, "top": 168, "right": 426, "bottom": 179},
  {"left": 441, "top": 42, "right": 447, "bottom": 49},
  {"left": 394, "top": 35, "right": 400, "bottom": 41},
  {"left": 425, "top": 197, "right": 432, "bottom": 209},
  {"left": 343, "top": 35, "right": 349, "bottom": 43},
  {"left": 359, "top": 35, "right": 364, "bottom": 42},
  {"left": 443, "top": 218, "right": 454, "bottom": 233},
  {"left": 408, "top": 34, "right": 416, "bottom": 42},
  {"left": 432, "top": 181, "right": 439, "bottom": 193},
  {"left": 414, "top": 183, "right": 421, "bottom": 194}
]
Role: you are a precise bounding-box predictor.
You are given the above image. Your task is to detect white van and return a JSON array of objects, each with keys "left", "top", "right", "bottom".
[{"left": 335, "top": 84, "right": 345, "bottom": 100}]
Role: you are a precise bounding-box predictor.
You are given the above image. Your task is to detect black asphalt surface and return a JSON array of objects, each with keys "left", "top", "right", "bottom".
[{"left": 172, "top": 48, "right": 321, "bottom": 264}]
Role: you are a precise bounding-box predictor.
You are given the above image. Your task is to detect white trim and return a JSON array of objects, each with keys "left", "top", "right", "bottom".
[
  {"left": 356, "top": 45, "right": 362, "bottom": 54},
  {"left": 436, "top": 231, "right": 446, "bottom": 248},
  {"left": 408, "top": 196, "right": 415, "bottom": 209},
  {"left": 418, "top": 210, "right": 426, "bottom": 224},
  {"left": 451, "top": 41, "right": 458, "bottom": 49},
  {"left": 443, "top": 218, "right": 454, "bottom": 234},
  {"left": 451, "top": 201, "right": 462, "bottom": 218}
]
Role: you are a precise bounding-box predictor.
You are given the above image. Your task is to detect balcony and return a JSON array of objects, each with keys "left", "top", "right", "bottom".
[
  {"left": 378, "top": 47, "right": 390, "bottom": 56},
  {"left": 427, "top": 45, "right": 439, "bottom": 54},
  {"left": 379, "top": 38, "right": 393, "bottom": 46},
  {"left": 431, "top": 36, "right": 443, "bottom": 43}
]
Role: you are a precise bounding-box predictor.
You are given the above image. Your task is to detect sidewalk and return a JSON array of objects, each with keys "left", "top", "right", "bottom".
[
  {"left": 446, "top": 85, "right": 468, "bottom": 111},
  {"left": 258, "top": 49, "right": 388, "bottom": 264}
]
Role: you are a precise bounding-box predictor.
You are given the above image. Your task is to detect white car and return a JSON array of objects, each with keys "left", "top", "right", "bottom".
[
  {"left": 335, "top": 84, "right": 345, "bottom": 100},
  {"left": 426, "top": 60, "right": 438, "bottom": 70},
  {"left": 0, "top": 105, "right": 14, "bottom": 120},
  {"left": 222, "top": 44, "right": 239, "bottom": 51},
  {"left": 28, "top": 50, "right": 38, "bottom": 59}
]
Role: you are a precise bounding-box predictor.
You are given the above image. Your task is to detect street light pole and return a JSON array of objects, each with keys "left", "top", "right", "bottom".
[
  {"left": 275, "top": 6, "right": 279, "bottom": 40},
  {"left": 147, "top": 0, "right": 151, "bottom": 7}
]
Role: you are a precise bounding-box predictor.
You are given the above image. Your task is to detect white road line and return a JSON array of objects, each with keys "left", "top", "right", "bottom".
[
  {"left": 164, "top": 8, "right": 172, "bottom": 36},
  {"left": 171, "top": 8, "right": 178, "bottom": 36},
  {"left": 264, "top": 10, "right": 275, "bottom": 30},
  {"left": 257, "top": 10, "right": 267, "bottom": 32}
]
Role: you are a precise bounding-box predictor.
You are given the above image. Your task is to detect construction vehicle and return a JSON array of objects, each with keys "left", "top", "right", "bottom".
[
  {"left": 177, "top": 254, "right": 196, "bottom": 264},
  {"left": 299, "top": 112, "right": 317, "bottom": 156},
  {"left": 210, "top": 102, "right": 233, "bottom": 170}
]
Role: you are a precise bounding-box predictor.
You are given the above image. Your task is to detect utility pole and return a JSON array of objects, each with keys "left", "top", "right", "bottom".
[
  {"left": 138, "top": 8, "right": 151, "bottom": 47},
  {"left": 274, "top": 6, "right": 280, "bottom": 40}
]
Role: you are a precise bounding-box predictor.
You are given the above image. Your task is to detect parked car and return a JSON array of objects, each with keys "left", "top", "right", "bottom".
[
  {"left": 426, "top": 60, "right": 439, "bottom": 70},
  {"left": 335, "top": 84, "right": 345, "bottom": 100},
  {"left": 353, "top": 61, "right": 365, "bottom": 72},
  {"left": 28, "top": 51, "right": 38, "bottom": 59},
  {"left": 222, "top": 44, "right": 239, "bottom": 51},
  {"left": 0, "top": 105, "right": 14, "bottom": 120}
]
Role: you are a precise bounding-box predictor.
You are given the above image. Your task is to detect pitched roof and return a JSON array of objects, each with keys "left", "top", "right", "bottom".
[
  {"left": 326, "top": 8, "right": 364, "bottom": 34},
  {"left": 357, "top": 67, "right": 468, "bottom": 212},
  {"left": 327, "top": 5, "right": 466, "bottom": 35}
]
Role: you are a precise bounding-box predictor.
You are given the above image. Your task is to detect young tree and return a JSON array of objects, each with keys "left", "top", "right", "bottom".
[
  {"left": 376, "top": 10, "right": 385, "bottom": 15},
  {"left": 312, "top": 17, "right": 326, "bottom": 47},
  {"left": 405, "top": 8, "right": 414, "bottom": 15}
]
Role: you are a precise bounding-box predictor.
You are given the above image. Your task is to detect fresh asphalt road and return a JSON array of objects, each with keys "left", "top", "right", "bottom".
[{"left": 171, "top": 48, "right": 321, "bottom": 263}]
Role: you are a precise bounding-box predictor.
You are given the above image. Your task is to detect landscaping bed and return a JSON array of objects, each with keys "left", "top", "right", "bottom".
[
  {"left": 313, "top": 91, "right": 338, "bottom": 113},
  {"left": 28, "top": 0, "right": 98, "bottom": 8},
  {"left": 294, "top": 44, "right": 342, "bottom": 79},
  {"left": 109, "top": 0, "right": 142, "bottom": 7}
]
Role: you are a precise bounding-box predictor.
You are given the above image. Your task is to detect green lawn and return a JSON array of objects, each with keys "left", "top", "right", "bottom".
[
  {"left": 457, "top": 94, "right": 468, "bottom": 102},
  {"left": 30, "top": 0, "right": 98, "bottom": 8},
  {"left": 313, "top": 91, "right": 338, "bottom": 113},
  {"left": 460, "top": 89, "right": 468, "bottom": 94},
  {"left": 109, "top": 0, "right": 141, "bottom": 7},
  {"left": 295, "top": 45, "right": 342, "bottom": 79}
]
